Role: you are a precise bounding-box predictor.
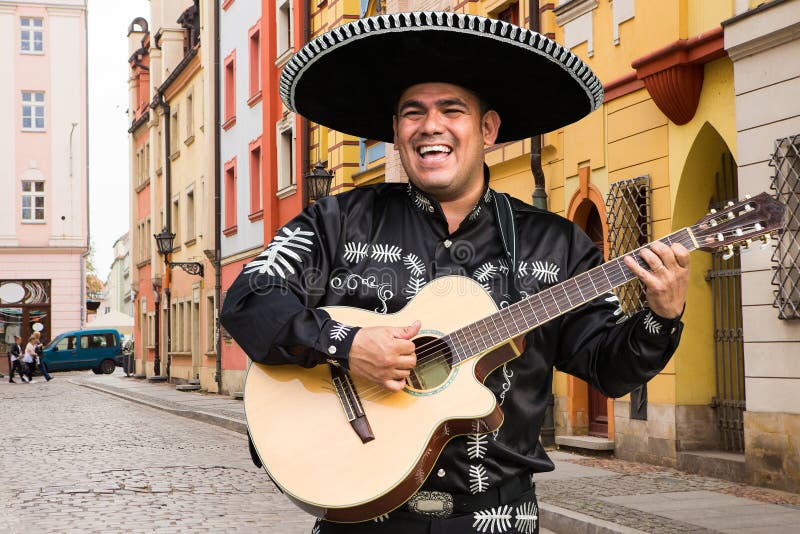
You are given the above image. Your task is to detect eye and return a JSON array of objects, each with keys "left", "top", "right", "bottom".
[{"left": 444, "top": 108, "right": 464, "bottom": 116}]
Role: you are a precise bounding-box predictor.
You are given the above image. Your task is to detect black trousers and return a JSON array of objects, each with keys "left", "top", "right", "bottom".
[
  {"left": 9, "top": 360, "right": 24, "bottom": 381},
  {"left": 313, "top": 487, "right": 539, "bottom": 534}
]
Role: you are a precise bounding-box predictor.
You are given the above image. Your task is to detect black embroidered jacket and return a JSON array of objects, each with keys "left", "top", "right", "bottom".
[{"left": 221, "top": 173, "right": 683, "bottom": 497}]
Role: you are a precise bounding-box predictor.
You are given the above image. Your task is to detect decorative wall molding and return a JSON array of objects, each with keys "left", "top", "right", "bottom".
[{"left": 631, "top": 27, "right": 726, "bottom": 125}]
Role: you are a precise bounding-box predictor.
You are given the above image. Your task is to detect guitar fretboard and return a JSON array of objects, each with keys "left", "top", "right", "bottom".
[{"left": 444, "top": 228, "right": 697, "bottom": 362}]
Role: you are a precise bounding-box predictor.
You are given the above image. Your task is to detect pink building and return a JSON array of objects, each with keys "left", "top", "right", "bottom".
[{"left": 0, "top": 0, "right": 88, "bottom": 362}]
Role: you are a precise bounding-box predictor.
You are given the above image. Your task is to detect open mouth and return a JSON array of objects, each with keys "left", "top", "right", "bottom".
[{"left": 417, "top": 144, "right": 452, "bottom": 160}]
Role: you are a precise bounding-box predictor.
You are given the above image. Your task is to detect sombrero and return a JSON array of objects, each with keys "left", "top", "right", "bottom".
[{"left": 280, "top": 11, "right": 603, "bottom": 143}]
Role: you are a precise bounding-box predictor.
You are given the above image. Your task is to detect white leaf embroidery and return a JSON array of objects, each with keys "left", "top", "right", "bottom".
[
  {"left": 468, "top": 204, "right": 483, "bottom": 221},
  {"left": 343, "top": 242, "right": 369, "bottom": 264},
  {"left": 517, "top": 261, "right": 528, "bottom": 277},
  {"left": 497, "top": 258, "right": 510, "bottom": 275},
  {"left": 330, "top": 322, "right": 351, "bottom": 341},
  {"left": 370, "top": 244, "right": 402, "bottom": 263},
  {"left": 403, "top": 253, "right": 426, "bottom": 276},
  {"left": 605, "top": 294, "right": 628, "bottom": 324},
  {"left": 472, "top": 504, "right": 512, "bottom": 533},
  {"left": 497, "top": 363, "right": 514, "bottom": 407},
  {"left": 467, "top": 433, "right": 488, "bottom": 459},
  {"left": 404, "top": 276, "right": 426, "bottom": 300},
  {"left": 244, "top": 227, "right": 314, "bottom": 277},
  {"left": 473, "top": 262, "right": 498, "bottom": 283},
  {"left": 515, "top": 501, "right": 538, "bottom": 534},
  {"left": 643, "top": 311, "right": 662, "bottom": 335},
  {"left": 410, "top": 188, "right": 435, "bottom": 213},
  {"left": 311, "top": 522, "right": 321, "bottom": 534},
  {"left": 469, "top": 464, "right": 489, "bottom": 494},
  {"left": 529, "top": 260, "right": 560, "bottom": 284}
]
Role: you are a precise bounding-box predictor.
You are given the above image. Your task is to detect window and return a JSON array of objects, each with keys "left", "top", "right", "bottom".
[
  {"left": 56, "top": 336, "right": 76, "bottom": 351},
  {"left": 224, "top": 158, "right": 237, "bottom": 234},
  {"left": 186, "top": 188, "right": 196, "bottom": 242},
  {"left": 170, "top": 106, "right": 179, "bottom": 157},
  {"left": 249, "top": 138, "right": 262, "bottom": 217},
  {"left": 20, "top": 17, "right": 43, "bottom": 53},
  {"left": 21, "top": 180, "right": 45, "bottom": 222},
  {"left": 156, "top": 128, "right": 163, "bottom": 171},
  {"left": 172, "top": 197, "right": 180, "bottom": 246},
  {"left": 80, "top": 334, "right": 116, "bottom": 349},
  {"left": 223, "top": 51, "right": 236, "bottom": 128},
  {"left": 206, "top": 295, "right": 216, "bottom": 353},
  {"left": 185, "top": 90, "right": 194, "bottom": 141},
  {"left": 359, "top": 139, "right": 386, "bottom": 170},
  {"left": 276, "top": 0, "right": 293, "bottom": 57},
  {"left": 22, "top": 91, "right": 45, "bottom": 131},
  {"left": 277, "top": 116, "right": 295, "bottom": 193},
  {"left": 144, "top": 142, "right": 150, "bottom": 182},
  {"left": 770, "top": 135, "right": 800, "bottom": 319},
  {"left": 496, "top": 3, "right": 519, "bottom": 25},
  {"left": 145, "top": 217, "right": 151, "bottom": 260},
  {"left": 249, "top": 24, "right": 261, "bottom": 100}
]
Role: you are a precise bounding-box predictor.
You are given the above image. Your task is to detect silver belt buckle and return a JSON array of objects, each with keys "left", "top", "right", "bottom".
[{"left": 406, "top": 490, "right": 454, "bottom": 518}]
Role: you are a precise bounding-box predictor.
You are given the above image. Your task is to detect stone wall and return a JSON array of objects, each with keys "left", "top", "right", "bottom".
[{"left": 744, "top": 411, "right": 800, "bottom": 493}]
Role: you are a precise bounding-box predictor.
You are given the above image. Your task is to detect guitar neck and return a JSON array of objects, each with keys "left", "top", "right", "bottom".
[{"left": 446, "top": 227, "right": 698, "bottom": 362}]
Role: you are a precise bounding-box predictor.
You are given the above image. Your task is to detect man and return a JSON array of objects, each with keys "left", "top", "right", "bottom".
[
  {"left": 222, "top": 12, "right": 688, "bottom": 534},
  {"left": 8, "top": 336, "right": 27, "bottom": 383}
]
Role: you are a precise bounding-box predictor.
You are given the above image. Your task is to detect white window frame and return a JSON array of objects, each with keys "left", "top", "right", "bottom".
[
  {"left": 276, "top": 115, "right": 296, "bottom": 196},
  {"left": 276, "top": 0, "right": 293, "bottom": 59},
  {"left": 20, "top": 17, "right": 44, "bottom": 54},
  {"left": 21, "top": 179, "right": 45, "bottom": 223},
  {"left": 22, "top": 91, "right": 45, "bottom": 131},
  {"left": 185, "top": 186, "right": 196, "bottom": 243}
]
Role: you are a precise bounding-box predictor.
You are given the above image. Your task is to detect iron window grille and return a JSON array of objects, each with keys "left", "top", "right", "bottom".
[
  {"left": 606, "top": 175, "right": 652, "bottom": 420},
  {"left": 769, "top": 135, "right": 800, "bottom": 320}
]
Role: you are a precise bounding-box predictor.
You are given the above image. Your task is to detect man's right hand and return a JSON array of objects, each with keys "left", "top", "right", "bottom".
[{"left": 348, "top": 321, "right": 421, "bottom": 392}]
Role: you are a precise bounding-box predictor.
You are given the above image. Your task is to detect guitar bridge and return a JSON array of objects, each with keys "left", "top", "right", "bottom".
[{"left": 330, "top": 364, "right": 374, "bottom": 443}]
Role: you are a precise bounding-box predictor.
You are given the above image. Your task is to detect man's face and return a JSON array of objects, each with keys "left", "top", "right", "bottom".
[{"left": 392, "top": 83, "right": 500, "bottom": 202}]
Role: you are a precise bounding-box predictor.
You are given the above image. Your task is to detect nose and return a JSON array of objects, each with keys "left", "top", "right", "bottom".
[{"left": 420, "top": 110, "right": 444, "bottom": 136}]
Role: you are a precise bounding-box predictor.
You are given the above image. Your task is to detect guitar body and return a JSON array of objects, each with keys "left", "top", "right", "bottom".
[{"left": 244, "top": 276, "right": 522, "bottom": 522}]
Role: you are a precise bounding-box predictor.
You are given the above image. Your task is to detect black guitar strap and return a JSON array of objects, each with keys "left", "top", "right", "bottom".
[{"left": 492, "top": 191, "right": 522, "bottom": 304}]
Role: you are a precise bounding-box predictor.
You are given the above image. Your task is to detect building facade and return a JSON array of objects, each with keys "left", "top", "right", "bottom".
[
  {"left": 218, "top": 0, "right": 263, "bottom": 395},
  {"left": 128, "top": 0, "right": 217, "bottom": 390},
  {"left": 98, "top": 232, "right": 132, "bottom": 317},
  {"left": 724, "top": 0, "right": 800, "bottom": 493},
  {"left": 0, "top": 0, "right": 88, "bottom": 366}
]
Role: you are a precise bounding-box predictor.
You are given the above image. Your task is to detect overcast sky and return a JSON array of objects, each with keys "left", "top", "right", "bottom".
[{"left": 87, "top": 0, "right": 150, "bottom": 280}]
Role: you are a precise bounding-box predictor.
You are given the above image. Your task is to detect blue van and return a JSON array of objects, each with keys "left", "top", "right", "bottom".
[{"left": 42, "top": 328, "right": 123, "bottom": 374}]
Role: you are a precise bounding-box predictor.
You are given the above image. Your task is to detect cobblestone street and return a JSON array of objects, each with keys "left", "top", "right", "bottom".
[{"left": 0, "top": 373, "right": 315, "bottom": 533}]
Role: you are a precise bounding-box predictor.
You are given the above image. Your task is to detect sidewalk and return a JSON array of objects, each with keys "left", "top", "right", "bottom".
[{"left": 74, "top": 372, "right": 800, "bottom": 534}]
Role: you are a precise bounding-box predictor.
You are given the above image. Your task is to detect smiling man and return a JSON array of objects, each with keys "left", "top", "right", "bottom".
[{"left": 222, "top": 12, "right": 689, "bottom": 534}]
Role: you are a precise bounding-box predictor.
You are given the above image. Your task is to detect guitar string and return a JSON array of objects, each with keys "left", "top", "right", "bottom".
[
  {"left": 354, "top": 222, "right": 760, "bottom": 402},
  {"left": 351, "top": 221, "right": 763, "bottom": 401}
]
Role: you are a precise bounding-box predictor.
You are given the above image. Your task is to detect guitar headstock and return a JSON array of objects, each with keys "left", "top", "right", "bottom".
[{"left": 693, "top": 192, "right": 785, "bottom": 258}]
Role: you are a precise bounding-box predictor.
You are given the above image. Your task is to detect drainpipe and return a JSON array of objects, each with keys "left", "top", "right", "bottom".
[
  {"left": 214, "top": 0, "right": 223, "bottom": 394},
  {"left": 301, "top": 0, "right": 310, "bottom": 204},
  {"left": 529, "top": 0, "right": 554, "bottom": 447},
  {"left": 153, "top": 285, "right": 161, "bottom": 375},
  {"left": 80, "top": 6, "right": 90, "bottom": 328},
  {"left": 529, "top": 0, "right": 547, "bottom": 211}
]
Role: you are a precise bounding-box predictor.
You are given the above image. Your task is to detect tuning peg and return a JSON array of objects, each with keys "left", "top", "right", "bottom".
[
  {"left": 745, "top": 194, "right": 751, "bottom": 199},
  {"left": 741, "top": 239, "right": 753, "bottom": 253},
  {"left": 728, "top": 212, "right": 735, "bottom": 219},
  {"left": 722, "top": 245, "right": 735, "bottom": 260},
  {"left": 710, "top": 208, "right": 717, "bottom": 214},
  {"left": 760, "top": 234, "right": 772, "bottom": 249},
  {"left": 735, "top": 228, "right": 744, "bottom": 237},
  {"left": 755, "top": 223, "right": 763, "bottom": 231},
  {"left": 727, "top": 201, "right": 735, "bottom": 207}
]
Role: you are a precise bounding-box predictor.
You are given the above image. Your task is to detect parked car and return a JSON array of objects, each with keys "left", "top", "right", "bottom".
[{"left": 42, "top": 328, "right": 123, "bottom": 374}]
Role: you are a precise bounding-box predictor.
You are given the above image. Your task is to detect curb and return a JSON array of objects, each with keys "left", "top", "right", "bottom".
[
  {"left": 539, "top": 503, "right": 647, "bottom": 534},
  {"left": 73, "top": 380, "right": 247, "bottom": 436}
]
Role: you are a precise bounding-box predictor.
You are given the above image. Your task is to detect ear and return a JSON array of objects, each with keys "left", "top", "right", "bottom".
[
  {"left": 392, "top": 115, "right": 399, "bottom": 150},
  {"left": 482, "top": 110, "right": 501, "bottom": 146}
]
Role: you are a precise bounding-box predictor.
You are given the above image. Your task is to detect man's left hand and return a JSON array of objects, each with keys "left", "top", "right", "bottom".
[{"left": 624, "top": 242, "right": 690, "bottom": 319}]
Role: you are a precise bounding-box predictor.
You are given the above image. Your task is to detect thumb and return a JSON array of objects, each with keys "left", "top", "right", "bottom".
[{"left": 393, "top": 320, "right": 421, "bottom": 340}]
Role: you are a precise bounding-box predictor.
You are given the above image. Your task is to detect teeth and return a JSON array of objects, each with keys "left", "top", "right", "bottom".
[{"left": 419, "top": 145, "right": 451, "bottom": 155}]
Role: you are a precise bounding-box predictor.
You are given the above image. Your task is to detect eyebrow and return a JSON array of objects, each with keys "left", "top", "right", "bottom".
[{"left": 397, "top": 97, "right": 469, "bottom": 114}]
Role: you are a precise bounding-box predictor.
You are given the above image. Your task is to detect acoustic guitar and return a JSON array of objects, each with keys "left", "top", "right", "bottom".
[{"left": 245, "top": 193, "right": 784, "bottom": 522}]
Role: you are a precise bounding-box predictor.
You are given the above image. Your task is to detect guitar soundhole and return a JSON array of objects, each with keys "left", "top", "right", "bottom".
[{"left": 406, "top": 336, "right": 453, "bottom": 392}]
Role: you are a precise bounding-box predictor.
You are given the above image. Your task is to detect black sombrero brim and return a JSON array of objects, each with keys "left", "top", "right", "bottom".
[{"left": 280, "top": 12, "right": 603, "bottom": 144}]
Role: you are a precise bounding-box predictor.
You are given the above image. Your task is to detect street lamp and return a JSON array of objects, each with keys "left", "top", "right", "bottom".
[
  {"left": 304, "top": 162, "right": 334, "bottom": 205},
  {"left": 152, "top": 228, "right": 204, "bottom": 380},
  {"left": 154, "top": 228, "right": 204, "bottom": 277}
]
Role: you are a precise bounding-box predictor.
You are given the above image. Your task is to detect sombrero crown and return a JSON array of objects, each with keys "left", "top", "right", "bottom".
[{"left": 280, "top": 11, "right": 603, "bottom": 143}]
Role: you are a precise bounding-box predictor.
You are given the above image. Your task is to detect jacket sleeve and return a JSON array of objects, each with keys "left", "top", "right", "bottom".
[
  {"left": 220, "top": 196, "right": 359, "bottom": 369},
  {"left": 553, "top": 224, "right": 683, "bottom": 398}
]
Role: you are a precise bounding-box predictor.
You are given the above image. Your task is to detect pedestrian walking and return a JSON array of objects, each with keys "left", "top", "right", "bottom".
[
  {"left": 8, "top": 336, "right": 27, "bottom": 383},
  {"left": 23, "top": 334, "right": 38, "bottom": 383},
  {"left": 32, "top": 331, "right": 52, "bottom": 381}
]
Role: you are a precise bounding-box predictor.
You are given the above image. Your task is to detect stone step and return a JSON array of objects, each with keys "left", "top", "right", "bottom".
[
  {"left": 188, "top": 379, "right": 201, "bottom": 385},
  {"left": 147, "top": 376, "right": 168, "bottom": 383},
  {"left": 677, "top": 450, "right": 746, "bottom": 483},
  {"left": 231, "top": 391, "right": 244, "bottom": 400},
  {"left": 555, "top": 435, "right": 615, "bottom": 451},
  {"left": 176, "top": 384, "right": 201, "bottom": 392}
]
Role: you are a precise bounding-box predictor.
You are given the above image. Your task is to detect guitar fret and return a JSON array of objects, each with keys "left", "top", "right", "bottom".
[{"left": 558, "top": 283, "right": 572, "bottom": 308}]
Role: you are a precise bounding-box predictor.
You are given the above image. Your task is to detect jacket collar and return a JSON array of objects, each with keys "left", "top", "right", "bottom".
[{"left": 406, "top": 164, "right": 494, "bottom": 226}]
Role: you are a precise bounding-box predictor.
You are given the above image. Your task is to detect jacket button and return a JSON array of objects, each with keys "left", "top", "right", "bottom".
[
  {"left": 443, "top": 240, "right": 452, "bottom": 248},
  {"left": 328, "top": 346, "right": 337, "bottom": 355},
  {"left": 437, "top": 468, "right": 446, "bottom": 477}
]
